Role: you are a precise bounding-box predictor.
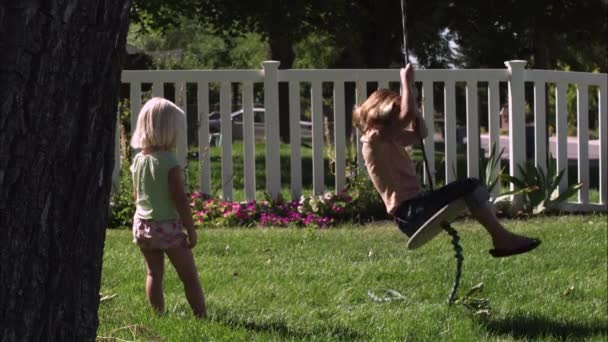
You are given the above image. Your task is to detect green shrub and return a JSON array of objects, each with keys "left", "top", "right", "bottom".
[
  {"left": 499, "top": 157, "right": 582, "bottom": 214},
  {"left": 108, "top": 116, "right": 136, "bottom": 230},
  {"left": 342, "top": 174, "right": 389, "bottom": 222},
  {"left": 479, "top": 143, "right": 505, "bottom": 196},
  {"left": 108, "top": 165, "right": 135, "bottom": 229}
]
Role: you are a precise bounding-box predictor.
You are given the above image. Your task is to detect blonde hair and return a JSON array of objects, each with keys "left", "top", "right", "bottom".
[
  {"left": 130, "top": 97, "right": 184, "bottom": 150},
  {"left": 353, "top": 89, "right": 401, "bottom": 133}
]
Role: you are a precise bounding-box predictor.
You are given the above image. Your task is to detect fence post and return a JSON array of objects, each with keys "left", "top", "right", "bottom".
[
  {"left": 263, "top": 61, "right": 281, "bottom": 199},
  {"left": 176, "top": 82, "right": 189, "bottom": 192},
  {"left": 600, "top": 83, "right": 608, "bottom": 205},
  {"left": 505, "top": 60, "right": 527, "bottom": 209}
]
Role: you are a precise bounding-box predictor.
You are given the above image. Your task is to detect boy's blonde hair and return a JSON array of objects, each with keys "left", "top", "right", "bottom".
[
  {"left": 353, "top": 89, "right": 401, "bottom": 133},
  {"left": 130, "top": 97, "right": 184, "bottom": 150}
]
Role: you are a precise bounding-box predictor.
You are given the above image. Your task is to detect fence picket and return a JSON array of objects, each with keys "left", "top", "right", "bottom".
[
  {"left": 242, "top": 82, "right": 256, "bottom": 201},
  {"left": 466, "top": 82, "right": 479, "bottom": 178},
  {"left": 534, "top": 82, "right": 547, "bottom": 171},
  {"left": 444, "top": 81, "right": 457, "bottom": 183},
  {"left": 152, "top": 82, "right": 163, "bottom": 98},
  {"left": 176, "top": 82, "right": 188, "bottom": 190},
  {"left": 263, "top": 61, "right": 281, "bottom": 198},
  {"left": 197, "top": 82, "right": 211, "bottom": 194},
  {"left": 356, "top": 81, "right": 368, "bottom": 174},
  {"left": 289, "top": 82, "right": 302, "bottom": 199},
  {"left": 487, "top": 80, "right": 500, "bottom": 197},
  {"left": 422, "top": 82, "right": 435, "bottom": 186},
  {"left": 129, "top": 83, "right": 142, "bottom": 134},
  {"left": 334, "top": 82, "right": 347, "bottom": 192},
  {"left": 599, "top": 85, "right": 607, "bottom": 205},
  {"left": 577, "top": 85, "right": 589, "bottom": 203},
  {"left": 556, "top": 82, "right": 568, "bottom": 193},
  {"left": 220, "top": 81, "right": 233, "bottom": 200},
  {"left": 311, "top": 81, "right": 324, "bottom": 195},
  {"left": 506, "top": 60, "right": 527, "bottom": 208}
]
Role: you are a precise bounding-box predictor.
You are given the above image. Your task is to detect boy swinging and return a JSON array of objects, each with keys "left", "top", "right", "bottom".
[{"left": 353, "top": 64, "right": 540, "bottom": 257}]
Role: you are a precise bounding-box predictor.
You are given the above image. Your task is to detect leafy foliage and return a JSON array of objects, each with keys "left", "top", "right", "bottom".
[
  {"left": 479, "top": 143, "right": 505, "bottom": 196},
  {"left": 127, "top": 19, "right": 266, "bottom": 70},
  {"left": 108, "top": 114, "right": 135, "bottom": 230},
  {"left": 444, "top": 0, "right": 607, "bottom": 71},
  {"left": 499, "top": 157, "right": 582, "bottom": 214},
  {"left": 108, "top": 165, "right": 135, "bottom": 230},
  {"left": 130, "top": 0, "right": 606, "bottom": 71},
  {"left": 108, "top": 169, "right": 387, "bottom": 229}
]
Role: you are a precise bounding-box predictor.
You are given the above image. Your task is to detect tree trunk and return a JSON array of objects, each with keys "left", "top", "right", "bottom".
[
  {"left": 533, "top": 25, "right": 551, "bottom": 159},
  {"left": 0, "top": 1, "right": 131, "bottom": 341},
  {"left": 332, "top": 47, "right": 366, "bottom": 150},
  {"left": 267, "top": 33, "right": 295, "bottom": 143}
]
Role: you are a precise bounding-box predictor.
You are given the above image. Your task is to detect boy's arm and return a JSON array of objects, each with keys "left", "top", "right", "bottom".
[
  {"left": 168, "top": 167, "right": 197, "bottom": 248},
  {"left": 411, "top": 112, "right": 428, "bottom": 139},
  {"left": 390, "top": 113, "right": 428, "bottom": 147},
  {"left": 390, "top": 64, "right": 427, "bottom": 145},
  {"left": 397, "top": 64, "right": 417, "bottom": 127},
  {"left": 389, "top": 129, "right": 420, "bottom": 147}
]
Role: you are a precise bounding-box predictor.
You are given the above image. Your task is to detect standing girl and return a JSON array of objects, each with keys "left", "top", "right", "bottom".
[
  {"left": 130, "top": 97, "right": 207, "bottom": 317},
  {"left": 354, "top": 64, "right": 540, "bottom": 257}
]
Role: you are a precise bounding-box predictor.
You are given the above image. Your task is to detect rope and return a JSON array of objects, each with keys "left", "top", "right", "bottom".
[
  {"left": 400, "top": 0, "right": 409, "bottom": 63},
  {"left": 400, "top": 0, "right": 434, "bottom": 190},
  {"left": 399, "top": 0, "right": 464, "bottom": 305},
  {"left": 442, "top": 223, "right": 464, "bottom": 305}
]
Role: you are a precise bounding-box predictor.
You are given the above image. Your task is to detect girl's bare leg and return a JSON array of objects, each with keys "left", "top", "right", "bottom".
[
  {"left": 141, "top": 249, "right": 165, "bottom": 313},
  {"left": 166, "top": 246, "right": 207, "bottom": 318},
  {"left": 469, "top": 203, "right": 538, "bottom": 250}
]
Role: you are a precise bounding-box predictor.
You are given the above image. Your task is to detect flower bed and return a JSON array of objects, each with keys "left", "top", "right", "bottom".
[{"left": 189, "top": 190, "right": 357, "bottom": 228}]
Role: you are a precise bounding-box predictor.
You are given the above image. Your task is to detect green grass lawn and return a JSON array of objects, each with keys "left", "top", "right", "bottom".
[{"left": 98, "top": 214, "right": 607, "bottom": 341}]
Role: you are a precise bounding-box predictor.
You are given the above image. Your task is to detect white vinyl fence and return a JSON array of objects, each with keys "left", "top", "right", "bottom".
[{"left": 117, "top": 60, "right": 607, "bottom": 212}]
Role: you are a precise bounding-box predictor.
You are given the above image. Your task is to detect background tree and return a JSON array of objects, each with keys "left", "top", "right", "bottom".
[
  {"left": 129, "top": 0, "right": 606, "bottom": 145},
  {"left": 443, "top": 0, "right": 607, "bottom": 132},
  {"left": 132, "top": 0, "right": 328, "bottom": 143},
  {"left": 444, "top": 0, "right": 608, "bottom": 71},
  {"left": 321, "top": 0, "right": 452, "bottom": 69},
  {"left": 0, "top": 1, "right": 131, "bottom": 340},
  {"left": 314, "top": 0, "right": 453, "bottom": 139}
]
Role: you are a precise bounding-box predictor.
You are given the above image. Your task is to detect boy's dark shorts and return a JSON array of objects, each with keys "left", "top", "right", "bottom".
[{"left": 394, "top": 178, "right": 490, "bottom": 237}]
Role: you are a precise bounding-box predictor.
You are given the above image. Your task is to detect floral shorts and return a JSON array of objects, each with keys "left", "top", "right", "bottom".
[{"left": 132, "top": 217, "right": 187, "bottom": 250}]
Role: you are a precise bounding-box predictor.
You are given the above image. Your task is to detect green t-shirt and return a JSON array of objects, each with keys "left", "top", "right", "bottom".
[{"left": 130, "top": 151, "right": 180, "bottom": 220}]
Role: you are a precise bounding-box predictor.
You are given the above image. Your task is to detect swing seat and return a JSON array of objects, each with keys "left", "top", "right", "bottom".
[{"left": 407, "top": 198, "right": 466, "bottom": 250}]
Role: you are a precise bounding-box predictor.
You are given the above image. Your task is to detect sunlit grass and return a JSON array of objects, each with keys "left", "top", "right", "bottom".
[{"left": 99, "top": 214, "right": 607, "bottom": 341}]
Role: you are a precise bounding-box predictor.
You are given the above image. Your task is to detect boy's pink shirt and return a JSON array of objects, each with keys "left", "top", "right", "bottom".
[{"left": 361, "top": 128, "right": 422, "bottom": 215}]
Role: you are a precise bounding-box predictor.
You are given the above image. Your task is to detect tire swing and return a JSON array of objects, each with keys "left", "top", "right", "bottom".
[{"left": 399, "top": 0, "right": 465, "bottom": 305}]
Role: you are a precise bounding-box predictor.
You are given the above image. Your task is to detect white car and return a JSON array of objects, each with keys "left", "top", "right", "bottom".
[{"left": 208, "top": 108, "right": 311, "bottom": 141}]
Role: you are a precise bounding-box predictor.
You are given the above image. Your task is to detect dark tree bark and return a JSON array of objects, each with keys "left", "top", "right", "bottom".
[{"left": 0, "top": 1, "right": 131, "bottom": 341}]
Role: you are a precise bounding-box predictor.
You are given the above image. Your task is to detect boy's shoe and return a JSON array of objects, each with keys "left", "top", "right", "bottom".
[{"left": 489, "top": 238, "right": 541, "bottom": 258}]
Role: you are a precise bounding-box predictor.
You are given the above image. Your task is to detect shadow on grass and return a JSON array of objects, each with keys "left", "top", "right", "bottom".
[
  {"left": 211, "top": 308, "right": 365, "bottom": 340},
  {"left": 480, "top": 312, "right": 608, "bottom": 340}
]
